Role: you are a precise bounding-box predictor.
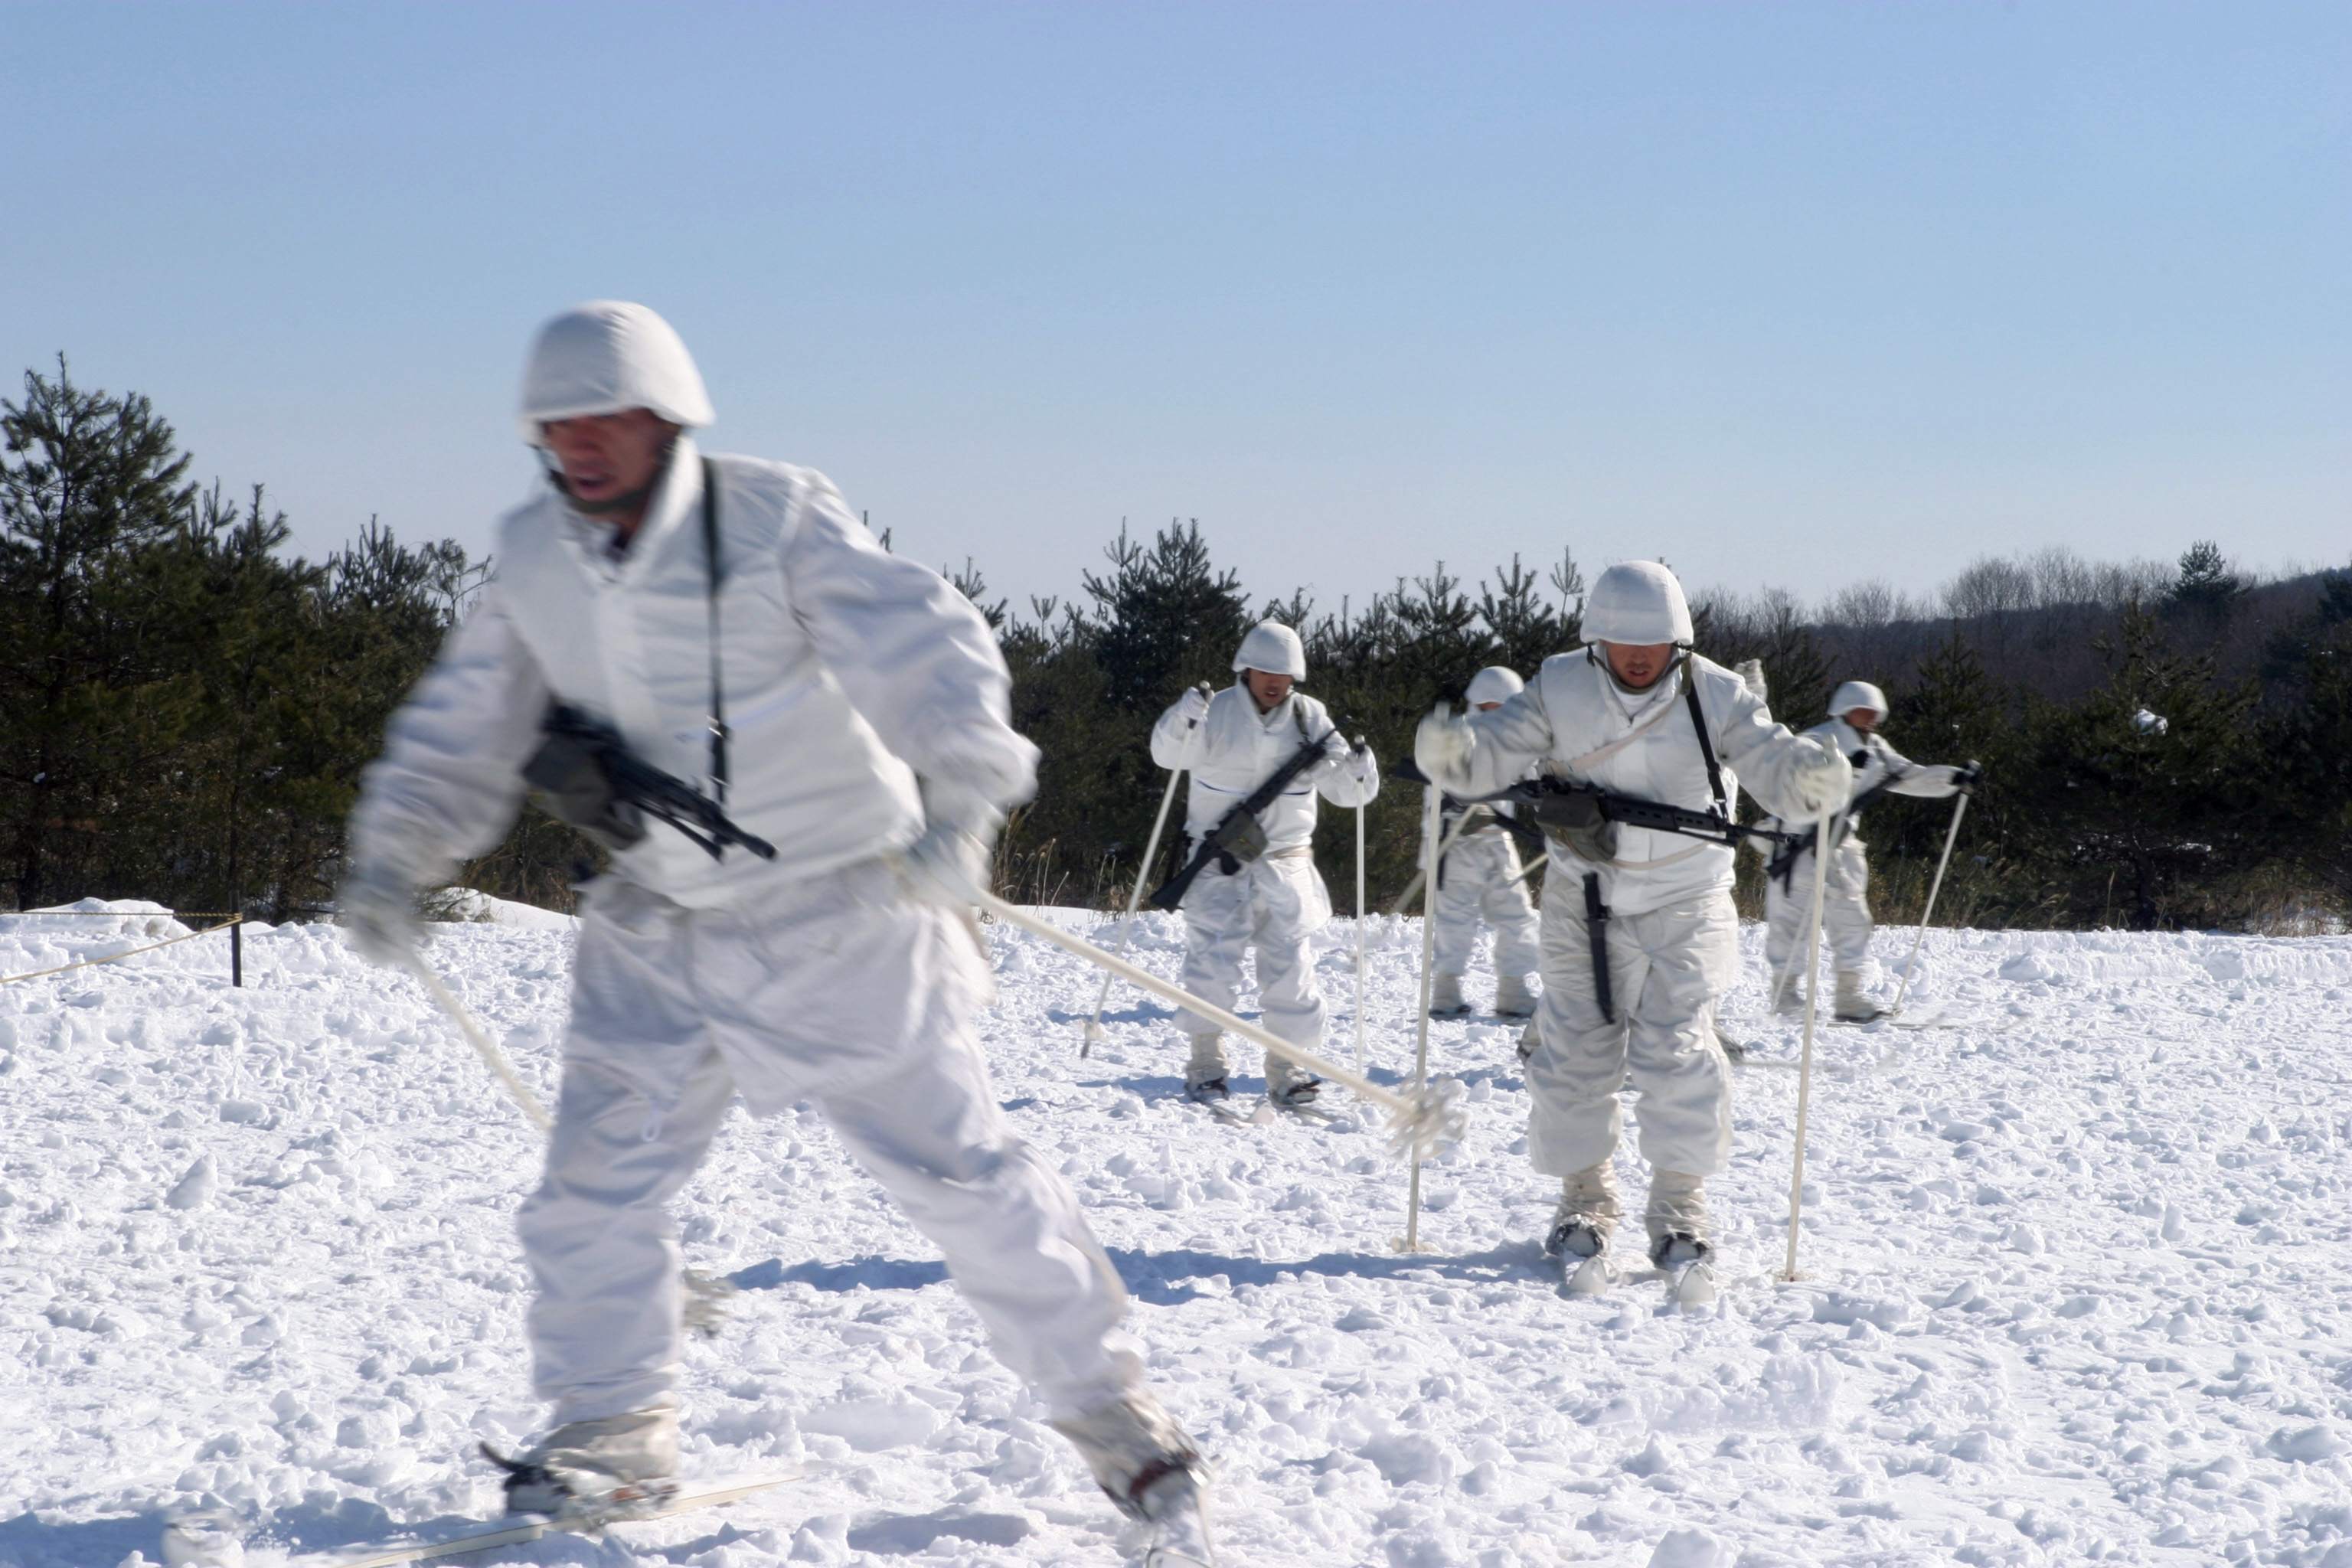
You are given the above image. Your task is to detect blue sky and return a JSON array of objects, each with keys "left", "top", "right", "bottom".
[{"left": 3, "top": 2, "right": 2344, "bottom": 618}]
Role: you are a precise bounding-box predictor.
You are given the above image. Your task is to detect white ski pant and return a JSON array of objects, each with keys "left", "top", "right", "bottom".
[
  {"left": 1432, "top": 835, "right": 1541, "bottom": 978},
  {"left": 1763, "top": 838, "right": 1873, "bottom": 977},
  {"left": 1174, "top": 854, "right": 1328, "bottom": 1048},
  {"left": 1525, "top": 881, "right": 1738, "bottom": 1178},
  {"left": 516, "top": 861, "right": 1139, "bottom": 1428}
]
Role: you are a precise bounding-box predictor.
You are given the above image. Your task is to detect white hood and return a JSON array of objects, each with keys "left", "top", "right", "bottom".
[
  {"left": 519, "top": 301, "right": 715, "bottom": 445},
  {"left": 1583, "top": 561, "right": 1693, "bottom": 646}
]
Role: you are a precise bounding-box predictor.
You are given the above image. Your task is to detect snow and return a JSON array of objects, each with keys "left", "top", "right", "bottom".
[{"left": 4, "top": 898, "right": 2351, "bottom": 1567}]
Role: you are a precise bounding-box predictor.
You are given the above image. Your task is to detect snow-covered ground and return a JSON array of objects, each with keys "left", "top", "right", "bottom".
[{"left": 3, "top": 896, "right": 2350, "bottom": 1568}]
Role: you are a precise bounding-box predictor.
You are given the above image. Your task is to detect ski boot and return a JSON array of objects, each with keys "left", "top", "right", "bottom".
[
  {"left": 1646, "top": 1171, "right": 1718, "bottom": 1306},
  {"left": 484, "top": 1408, "right": 679, "bottom": 1526},
  {"left": 1427, "top": 972, "right": 1472, "bottom": 1020},
  {"left": 1050, "top": 1393, "right": 1218, "bottom": 1567},
  {"left": 1769, "top": 970, "right": 1808, "bottom": 1015},
  {"left": 1264, "top": 1053, "right": 1322, "bottom": 1111},
  {"left": 1182, "top": 1034, "right": 1229, "bottom": 1102},
  {"left": 1543, "top": 1162, "right": 1622, "bottom": 1295},
  {"left": 1833, "top": 971, "right": 1887, "bottom": 1024},
  {"left": 1493, "top": 972, "right": 1537, "bottom": 1021}
]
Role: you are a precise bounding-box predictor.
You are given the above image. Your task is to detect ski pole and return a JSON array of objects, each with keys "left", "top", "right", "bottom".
[
  {"left": 402, "top": 951, "right": 554, "bottom": 1132},
  {"left": 1890, "top": 791, "right": 1968, "bottom": 1018},
  {"left": 1081, "top": 684, "right": 1210, "bottom": 1057},
  {"left": 1386, "top": 804, "right": 1484, "bottom": 916},
  {"left": 1353, "top": 797, "right": 1368, "bottom": 1075},
  {"left": 1400, "top": 779, "right": 1443, "bottom": 1253},
  {"left": 1781, "top": 799, "right": 1835, "bottom": 1282},
  {"left": 970, "top": 888, "right": 1468, "bottom": 1162}
]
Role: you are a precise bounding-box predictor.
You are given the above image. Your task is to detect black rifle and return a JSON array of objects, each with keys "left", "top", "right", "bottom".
[
  {"left": 525, "top": 704, "right": 777, "bottom": 864},
  {"left": 1478, "top": 776, "right": 1803, "bottom": 859},
  {"left": 1762, "top": 769, "right": 1915, "bottom": 892},
  {"left": 1390, "top": 756, "right": 1549, "bottom": 861},
  {"left": 1149, "top": 726, "right": 1344, "bottom": 911}
]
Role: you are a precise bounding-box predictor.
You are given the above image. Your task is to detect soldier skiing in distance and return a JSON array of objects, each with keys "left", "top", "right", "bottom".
[
  {"left": 1148, "top": 622, "right": 1380, "bottom": 1107},
  {"left": 1426, "top": 665, "right": 1544, "bottom": 1021},
  {"left": 1414, "top": 560, "right": 1851, "bottom": 1297},
  {"left": 1762, "top": 680, "right": 1980, "bottom": 1022},
  {"left": 338, "top": 302, "right": 1217, "bottom": 1565}
]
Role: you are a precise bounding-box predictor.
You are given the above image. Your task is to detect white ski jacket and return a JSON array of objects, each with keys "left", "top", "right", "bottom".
[
  {"left": 1150, "top": 684, "right": 1378, "bottom": 854},
  {"left": 351, "top": 439, "right": 1036, "bottom": 908},
  {"left": 1792, "top": 716, "right": 1962, "bottom": 845},
  {"left": 1438, "top": 648, "right": 1831, "bottom": 918}
]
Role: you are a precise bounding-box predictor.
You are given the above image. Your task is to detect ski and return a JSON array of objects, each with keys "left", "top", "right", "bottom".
[
  {"left": 318, "top": 1470, "right": 811, "bottom": 1568},
  {"left": 1205, "top": 1095, "right": 1331, "bottom": 1126},
  {"left": 1205, "top": 1096, "right": 1275, "bottom": 1126},
  {"left": 1557, "top": 1256, "right": 1722, "bottom": 1305}
]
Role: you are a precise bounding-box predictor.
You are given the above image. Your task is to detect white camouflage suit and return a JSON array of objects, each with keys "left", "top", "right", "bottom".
[
  {"left": 1432, "top": 802, "right": 1542, "bottom": 981},
  {"left": 1429, "top": 650, "right": 1831, "bottom": 1178},
  {"left": 1148, "top": 684, "right": 1379, "bottom": 1061},
  {"left": 349, "top": 445, "right": 1143, "bottom": 1429},
  {"left": 1763, "top": 716, "right": 1965, "bottom": 978}
]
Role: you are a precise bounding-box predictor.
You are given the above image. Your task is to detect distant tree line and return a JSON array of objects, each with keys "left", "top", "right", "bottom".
[
  {"left": 6, "top": 361, "right": 2345, "bottom": 935},
  {"left": 979, "top": 520, "right": 2350, "bottom": 935}
]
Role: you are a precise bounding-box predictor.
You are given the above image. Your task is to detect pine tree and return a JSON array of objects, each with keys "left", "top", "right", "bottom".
[
  {"left": 2016, "top": 603, "right": 2258, "bottom": 927},
  {"left": 0, "top": 360, "right": 196, "bottom": 908},
  {"left": 2167, "top": 539, "right": 2246, "bottom": 619}
]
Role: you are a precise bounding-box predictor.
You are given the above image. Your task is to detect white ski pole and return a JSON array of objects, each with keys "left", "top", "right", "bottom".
[
  {"left": 403, "top": 951, "right": 554, "bottom": 1132},
  {"left": 1353, "top": 798, "right": 1368, "bottom": 1075},
  {"left": 1387, "top": 804, "right": 1484, "bottom": 916},
  {"left": 1081, "top": 684, "right": 1210, "bottom": 1057},
  {"left": 1400, "top": 778, "right": 1443, "bottom": 1253},
  {"left": 1781, "top": 799, "right": 1835, "bottom": 1282},
  {"left": 970, "top": 888, "right": 1467, "bottom": 1161},
  {"left": 1890, "top": 791, "right": 1969, "bottom": 1018}
]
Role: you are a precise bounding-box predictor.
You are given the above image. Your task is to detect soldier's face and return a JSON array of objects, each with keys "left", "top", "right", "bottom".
[
  {"left": 1475, "top": 701, "right": 1504, "bottom": 712},
  {"left": 1845, "top": 707, "right": 1881, "bottom": 733},
  {"left": 541, "top": 409, "right": 676, "bottom": 511},
  {"left": 1601, "top": 641, "right": 1674, "bottom": 689},
  {"left": 1244, "top": 669, "right": 1294, "bottom": 710}
]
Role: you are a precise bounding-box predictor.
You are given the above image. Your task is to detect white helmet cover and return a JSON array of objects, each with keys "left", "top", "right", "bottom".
[
  {"left": 1831, "top": 680, "right": 1889, "bottom": 720},
  {"left": 1465, "top": 665, "right": 1525, "bottom": 707},
  {"left": 1233, "top": 620, "right": 1307, "bottom": 681},
  {"left": 1582, "top": 560, "right": 1694, "bottom": 646},
  {"left": 519, "top": 301, "right": 715, "bottom": 446}
]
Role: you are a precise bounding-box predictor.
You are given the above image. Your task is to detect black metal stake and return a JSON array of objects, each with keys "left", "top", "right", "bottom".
[{"left": 230, "top": 919, "right": 242, "bottom": 988}]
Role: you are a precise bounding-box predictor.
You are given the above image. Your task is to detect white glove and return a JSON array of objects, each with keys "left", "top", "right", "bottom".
[
  {"left": 1348, "top": 740, "right": 1378, "bottom": 784},
  {"left": 899, "top": 776, "right": 1006, "bottom": 908},
  {"left": 1785, "top": 739, "right": 1854, "bottom": 819},
  {"left": 338, "top": 863, "right": 424, "bottom": 968},
  {"left": 1174, "top": 685, "right": 1211, "bottom": 726},
  {"left": 1414, "top": 704, "right": 1475, "bottom": 786}
]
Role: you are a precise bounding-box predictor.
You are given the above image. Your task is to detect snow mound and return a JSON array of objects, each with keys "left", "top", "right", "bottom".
[{"left": 430, "top": 888, "right": 579, "bottom": 932}]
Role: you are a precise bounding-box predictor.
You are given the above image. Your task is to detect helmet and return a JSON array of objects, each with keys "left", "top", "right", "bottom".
[
  {"left": 1465, "top": 666, "right": 1524, "bottom": 707},
  {"left": 1830, "top": 681, "right": 1888, "bottom": 721},
  {"left": 519, "top": 301, "right": 714, "bottom": 446},
  {"left": 1233, "top": 621, "right": 1306, "bottom": 681},
  {"left": 1582, "top": 560, "right": 1693, "bottom": 646}
]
